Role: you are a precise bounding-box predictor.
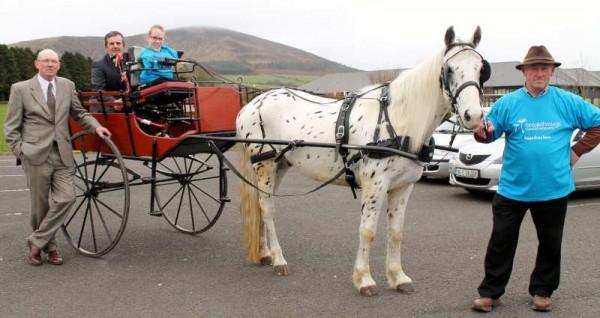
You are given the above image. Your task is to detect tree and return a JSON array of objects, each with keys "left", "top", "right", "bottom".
[
  {"left": 0, "top": 45, "right": 21, "bottom": 100},
  {"left": 12, "top": 47, "right": 37, "bottom": 79},
  {"left": 58, "top": 51, "right": 92, "bottom": 91}
]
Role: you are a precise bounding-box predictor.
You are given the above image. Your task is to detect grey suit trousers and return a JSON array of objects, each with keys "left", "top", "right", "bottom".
[{"left": 22, "top": 143, "right": 75, "bottom": 251}]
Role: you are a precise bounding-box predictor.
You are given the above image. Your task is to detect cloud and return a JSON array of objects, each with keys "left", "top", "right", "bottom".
[{"left": 2, "top": 0, "right": 599, "bottom": 70}]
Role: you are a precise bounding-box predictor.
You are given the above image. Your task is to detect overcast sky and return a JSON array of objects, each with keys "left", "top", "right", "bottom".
[{"left": 2, "top": 0, "right": 599, "bottom": 71}]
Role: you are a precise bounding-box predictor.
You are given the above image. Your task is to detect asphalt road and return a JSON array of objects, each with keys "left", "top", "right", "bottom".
[{"left": 1, "top": 151, "right": 599, "bottom": 317}]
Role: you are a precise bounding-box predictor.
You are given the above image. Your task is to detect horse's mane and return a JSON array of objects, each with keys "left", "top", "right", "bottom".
[{"left": 387, "top": 50, "right": 447, "bottom": 153}]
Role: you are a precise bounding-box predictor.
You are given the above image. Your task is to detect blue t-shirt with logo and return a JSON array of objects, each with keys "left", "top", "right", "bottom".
[
  {"left": 486, "top": 86, "right": 600, "bottom": 201},
  {"left": 139, "top": 45, "right": 178, "bottom": 84}
]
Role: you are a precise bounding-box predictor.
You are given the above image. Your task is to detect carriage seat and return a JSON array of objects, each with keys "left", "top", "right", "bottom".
[{"left": 126, "top": 46, "right": 144, "bottom": 88}]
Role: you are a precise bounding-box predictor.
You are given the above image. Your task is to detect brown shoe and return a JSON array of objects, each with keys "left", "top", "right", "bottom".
[
  {"left": 46, "top": 249, "right": 64, "bottom": 265},
  {"left": 472, "top": 297, "right": 500, "bottom": 312},
  {"left": 26, "top": 236, "right": 42, "bottom": 266},
  {"left": 532, "top": 295, "right": 552, "bottom": 312}
]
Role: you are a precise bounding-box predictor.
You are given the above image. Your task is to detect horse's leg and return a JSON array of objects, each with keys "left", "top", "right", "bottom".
[
  {"left": 353, "top": 182, "right": 387, "bottom": 296},
  {"left": 386, "top": 184, "right": 415, "bottom": 293},
  {"left": 255, "top": 159, "right": 289, "bottom": 276}
]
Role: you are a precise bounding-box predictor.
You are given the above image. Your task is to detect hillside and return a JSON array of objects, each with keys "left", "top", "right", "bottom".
[{"left": 9, "top": 26, "right": 358, "bottom": 76}]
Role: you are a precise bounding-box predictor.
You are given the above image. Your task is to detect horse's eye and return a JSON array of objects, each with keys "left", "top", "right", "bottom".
[{"left": 445, "top": 66, "right": 453, "bottom": 79}]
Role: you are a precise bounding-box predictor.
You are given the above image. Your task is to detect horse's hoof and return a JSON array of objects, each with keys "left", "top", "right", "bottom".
[
  {"left": 396, "top": 282, "right": 415, "bottom": 293},
  {"left": 274, "top": 265, "right": 289, "bottom": 276},
  {"left": 260, "top": 257, "right": 272, "bottom": 266},
  {"left": 360, "top": 287, "right": 379, "bottom": 297}
]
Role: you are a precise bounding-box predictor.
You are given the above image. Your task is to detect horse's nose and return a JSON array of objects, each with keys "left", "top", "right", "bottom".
[
  {"left": 464, "top": 112, "right": 472, "bottom": 123},
  {"left": 463, "top": 110, "right": 484, "bottom": 128}
]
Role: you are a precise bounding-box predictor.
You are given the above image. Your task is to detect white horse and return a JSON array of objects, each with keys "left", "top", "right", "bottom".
[{"left": 236, "top": 26, "right": 487, "bottom": 296}]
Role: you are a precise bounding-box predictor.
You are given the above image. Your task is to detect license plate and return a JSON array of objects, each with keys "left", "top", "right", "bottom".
[{"left": 454, "top": 167, "right": 479, "bottom": 179}]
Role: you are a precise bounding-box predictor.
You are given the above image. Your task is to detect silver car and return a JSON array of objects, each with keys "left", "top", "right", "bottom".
[
  {"left": 449, "top": 130, "right": 600, "bottom": 195},
  {"left": 423, "top": 116, "right": 477, "bottom": 179}
]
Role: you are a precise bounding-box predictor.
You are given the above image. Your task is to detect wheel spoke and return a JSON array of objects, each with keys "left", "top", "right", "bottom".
[
  {"left": 189, "top": 184, "right": 209, "bottom": 223},
  {"left": 89, "top": 198, "right": 98, "bottom": 253},
  {"left": 159, "top": 185, "right": 185, "bottom": 209},
  {"left": 92, "top": 197, "right": 113, "bottom": 243},
  {"left": 93, "top": 197, "right": 125, "bottom": 219},
  {"left": 65, "top": 195, "right": 88, "bottom": 227},
  {"left": 187, "top": 184, "right": 196, "bottom": 232},
  {"left": 76, "top": 200, "right": 92, "bottom": 250},
  {"left": 189, "top": 181, "right": 222, "bottom": 204},
  {"left": 174, "top": 183, "right": 187, "bottom": 226}
]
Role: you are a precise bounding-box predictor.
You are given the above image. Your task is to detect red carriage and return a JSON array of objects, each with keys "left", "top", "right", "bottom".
[{"left": 65, "top": 48, "right": 253, "bottom": 256}]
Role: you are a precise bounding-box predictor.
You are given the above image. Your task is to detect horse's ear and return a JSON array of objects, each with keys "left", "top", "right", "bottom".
[
  {"left": 444, "top": 26, "right": 455, "bottom": 47},
  {"left": 471, "top": 26, "right": 482, "bottom": 48}
]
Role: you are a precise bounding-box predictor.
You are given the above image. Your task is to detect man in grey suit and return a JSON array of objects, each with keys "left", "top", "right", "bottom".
[
  {"left": 4, "top": 49, "right": 111, "bottom": 266},
  {"left": 90, "top": 31, "right": 127, "bottom": 112}
]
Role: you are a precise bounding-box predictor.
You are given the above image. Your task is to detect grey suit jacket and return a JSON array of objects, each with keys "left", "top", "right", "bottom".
[{"left": 4, "top": 76, "right": 101, "bottom": 166}]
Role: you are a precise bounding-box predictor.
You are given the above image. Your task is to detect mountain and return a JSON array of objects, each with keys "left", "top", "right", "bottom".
[{"left": 8, "top": 26, "right": 358, "bottom": 75}]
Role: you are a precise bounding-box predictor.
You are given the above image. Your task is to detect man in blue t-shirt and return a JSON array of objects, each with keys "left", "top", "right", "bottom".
[{"left": 471, "top": 45, "right": 600, "bottom": 313}]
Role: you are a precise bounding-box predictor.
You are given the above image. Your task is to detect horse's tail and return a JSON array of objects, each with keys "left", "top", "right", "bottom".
[{"left": 239, "top": 147, "right": 261, "bottom": 263}]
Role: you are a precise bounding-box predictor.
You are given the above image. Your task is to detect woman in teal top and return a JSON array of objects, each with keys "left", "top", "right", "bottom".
[{"left": 140, "top": 24, "right": 178, "bottom": 85}]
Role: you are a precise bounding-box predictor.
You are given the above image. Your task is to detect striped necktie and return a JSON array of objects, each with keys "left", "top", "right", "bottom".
[{"left": 47, "top": 82, "right": 56, "bottom": 119}]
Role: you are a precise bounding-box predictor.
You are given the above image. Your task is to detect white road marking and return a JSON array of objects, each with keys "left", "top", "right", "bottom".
[
  {"left": 0, "top": 189, "right": 29, "bottom": 193},
  {"left": 569, "top": 202, "right": 600, "bottom": 208}
]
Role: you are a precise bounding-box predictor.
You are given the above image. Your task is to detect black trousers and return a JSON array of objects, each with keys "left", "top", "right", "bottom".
[{"left": 477, "top": 193, "right": 568, "bottom": 299}]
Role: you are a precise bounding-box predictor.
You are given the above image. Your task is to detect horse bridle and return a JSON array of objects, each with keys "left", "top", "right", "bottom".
[{"left": 440, "top": 43, "right": 491, "bottom": 114}]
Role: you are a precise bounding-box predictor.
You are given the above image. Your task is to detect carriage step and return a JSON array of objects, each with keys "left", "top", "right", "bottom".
[
  {"left": 149, "top": 210, "right": 163, "bottom": 217},
  {"left": 221, "top": 197, "right": 231, "bottom": 202}
]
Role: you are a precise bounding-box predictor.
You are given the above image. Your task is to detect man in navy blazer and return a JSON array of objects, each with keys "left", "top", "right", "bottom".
[
  {"left": 90, "top": 31, "right": 127, "bottom": 112},
  {"left": 4, "top": 49, "right": 111, "bottom": 266}
]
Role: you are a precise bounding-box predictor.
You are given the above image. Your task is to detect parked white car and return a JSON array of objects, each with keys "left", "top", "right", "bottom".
[
  {"left": 449, "top": 130, "right": 600, "bottom": 195},
  {"left": 422, "top": 115, "right": 478, "bottom": 179}
]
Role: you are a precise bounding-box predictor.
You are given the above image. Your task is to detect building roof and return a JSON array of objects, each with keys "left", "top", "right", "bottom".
[
  {"left": 300, "top": 62, "right": 600, "bottom": 93},
  {"left": 299, "top": 69, "right": 404, "bottom": 94}
]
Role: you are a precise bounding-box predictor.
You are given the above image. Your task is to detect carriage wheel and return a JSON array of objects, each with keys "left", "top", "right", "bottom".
[
  {"left": 61, "top": 132, "right": 130, "bottom": 257},
  {"left": 153, "top": 153, "right": 228, "bottom": 234}
]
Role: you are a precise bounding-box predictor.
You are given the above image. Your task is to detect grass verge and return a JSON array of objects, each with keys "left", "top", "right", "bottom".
[
  {"left": 224, "top": 74, "right": 317, "bottom": 89},
  {"left": 0, "top": 104, "right": 8, "bottom": 153}
]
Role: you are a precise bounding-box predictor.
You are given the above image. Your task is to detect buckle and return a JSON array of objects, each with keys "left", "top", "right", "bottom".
[{"left": 335, "top": 126, "right": 345, "bottom": 139}]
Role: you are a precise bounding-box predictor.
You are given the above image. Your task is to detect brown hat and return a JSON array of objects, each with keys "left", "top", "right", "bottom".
[{"left": 515, "top": 45, "right": 561, "bottom": 70}]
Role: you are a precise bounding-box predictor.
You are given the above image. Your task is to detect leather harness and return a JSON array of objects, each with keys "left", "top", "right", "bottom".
[{"left": 332, "top": 83, "right": 435, "bottom": 197}]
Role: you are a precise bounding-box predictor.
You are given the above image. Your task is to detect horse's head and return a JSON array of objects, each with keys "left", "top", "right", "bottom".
[{"left": 440, "top": 26, "right": 488, "bottom": 130}]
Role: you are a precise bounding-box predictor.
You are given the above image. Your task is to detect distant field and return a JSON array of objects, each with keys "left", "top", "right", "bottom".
[
  {"left": 224, "top": 74, "right": 317, "bottom": 89},
  {"left": 0, "top": 104, "right": 8, "bottom": 153}
]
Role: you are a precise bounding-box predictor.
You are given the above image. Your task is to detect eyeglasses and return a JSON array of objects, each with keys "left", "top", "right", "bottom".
[
  {"left": 38, "top": 59, "right": 60, "bottom": 64},
  {"left": 150, "top": 36, "right": 164, "bottom": 41}
]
